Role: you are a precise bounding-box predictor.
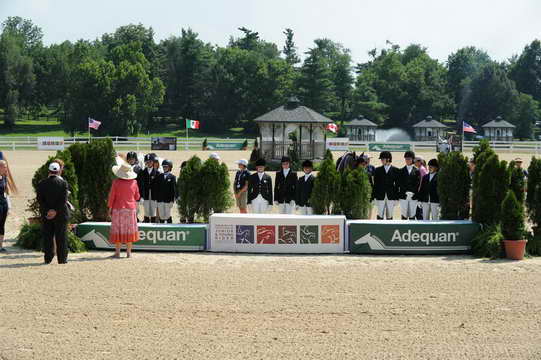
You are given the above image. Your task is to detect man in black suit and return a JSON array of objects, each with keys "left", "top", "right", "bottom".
[
  {"left": 37, "top": 162, "right": 69, "bottom": 264},
  {"left": 138, "top": 153, "right": 159, "bottom": 223},
  {"left": 248, "top": 159, "right": 273, "bottom": 213},
  {"left": 372, "top": 151, "right": 399, "bottom": 220},
  {"left": 418, "top": 159, "right": 440, "bottom": 220},
  {"left": 296, "top": 160, "right": 315, "bottom": 215},
  {"left": 398, "top": 151, "right": 421, "bottom": 220},
  {"left": 274, "top": 156, "right": 298, "bottom": 214}
]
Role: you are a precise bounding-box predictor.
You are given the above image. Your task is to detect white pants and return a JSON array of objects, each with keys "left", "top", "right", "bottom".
[
  {"left": 278, "top": 201, "right": 295, "bottom": 214},
  {"left": 143, "top": 199, "right": 157, "bottom": 217},
  {"left": 422, "top": 202, "right": 440, "bottom": 220},
  {"left": 376, "top": 198, "right": 396, "bottom": 219},
  {"left": 136, "top": 200, "right": 141, "bottom": 218},
  {"left": 400, "top": 199, "right": 418, "bottom": 219},
  {"left": 251, "top": 195, "right": 269, "bottom": 214},
  {"left": 158, "top": 202, "right": 174, "bottom": 220},
  {"left": 298, "top": 206, "right": 313, "bottom": 215}
]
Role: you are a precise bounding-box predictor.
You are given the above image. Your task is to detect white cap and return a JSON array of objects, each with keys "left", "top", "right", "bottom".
[
  {"left": 235, "top": 159, "right": 248, "bottom": 166},
  {"left": 209, "top": 152, "right": 220, "bottom": 160},
  {"left": 49, "top": 162, "right": 61, "bottom": 172}
]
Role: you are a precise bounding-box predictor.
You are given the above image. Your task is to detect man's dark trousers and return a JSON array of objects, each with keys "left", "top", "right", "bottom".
[{"left": 42, "top": 218, "right": 68, "bottom": 264}]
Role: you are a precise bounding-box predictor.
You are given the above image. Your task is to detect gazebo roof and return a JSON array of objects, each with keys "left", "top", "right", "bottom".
[
  {"left": 482, "top": 117, "right": 515, "bottom": 128},
  {"left": 254, "top": 97, "right": 332, "bottom": 124},
  {"left": 412, "top": 117, "right": 447, "bottom": 128},
  {"left": 344, "top": 116, "right": 377, "bottom": 127}
]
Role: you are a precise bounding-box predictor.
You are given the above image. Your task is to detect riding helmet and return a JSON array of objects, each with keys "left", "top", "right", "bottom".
[
  {"left": 379, "top": 151, "right": 392, "bottom": 161},
  {"left": 428, "top": 159, "right": 439, "bottom": 169},
  {"left": 162, "top": 159, "right": 173, "bottom": 169},
  {"left": 281, "top": 156, "right": 291, "bottom": 163},
  {"left": 404, "top": 151, "right": 415, "bottom": 159},
  {"left": 255, "top": 158, "right": 266, "bottom": 167},
  {"left": 127, "top": 151, "right": 137, "bottom": 161},
  {"left": 302, "top": 159, "right": 313, "bottom": 168}
]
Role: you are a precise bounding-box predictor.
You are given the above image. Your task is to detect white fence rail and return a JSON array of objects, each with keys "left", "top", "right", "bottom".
[{"left": 0, "top": 136, "right": 540, "bottom": 154}]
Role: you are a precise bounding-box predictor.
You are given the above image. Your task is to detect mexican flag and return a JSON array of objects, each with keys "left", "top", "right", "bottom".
[{"left": 186, "top": 119, "right": 200, "bottom": 129}]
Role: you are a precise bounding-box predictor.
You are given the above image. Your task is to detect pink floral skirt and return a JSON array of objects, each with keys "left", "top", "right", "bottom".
[{"left": 110, "top": 208, "right": 139, "bottom": 243}]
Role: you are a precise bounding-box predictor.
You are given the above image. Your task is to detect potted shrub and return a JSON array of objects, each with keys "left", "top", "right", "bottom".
[
  {"left": 501, "top": 190, "right": 527, "bottom": 260},
  {"left": 202, "top": 138, "right": 208, "bottom": 150}
]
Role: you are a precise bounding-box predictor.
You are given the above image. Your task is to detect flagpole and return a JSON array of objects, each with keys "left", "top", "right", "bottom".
[{"left": 185, "top": 119, "right": 189, "bottom": 150}]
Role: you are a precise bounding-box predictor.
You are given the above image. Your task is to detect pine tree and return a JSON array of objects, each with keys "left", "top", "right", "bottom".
[
  {"left": 501, "top": 190, "right": 525, "bottom": 240},
  {"left": 310, "top": 158, "right": 339, "bottom": 215},
  {"left": 198, "top": 158, "right": 232, "bottom": 221},
  {"left": 337, "top": 168, "right": 371, "bottom": 219},
  {"left": 437, "top": 152, "right": 471, "bottom": 219},
  {"left": 282, "top": 28, "right": 300, "bottom": 66},
  {"left": 526, "top": 157, "right": 541, "bottom": 255},
  {"left": 176, "top": 155, "right": 202, "bottom": 222}
]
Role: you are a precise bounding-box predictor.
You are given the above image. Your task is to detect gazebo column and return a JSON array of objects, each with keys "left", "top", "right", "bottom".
[
  {"left": 299, "top": 125, "right": 303, "bottom": 159},
  {"left": 282, "top": 123, "right": 286, "bottom": 158},
  {"left": 272, "top": 123, "right": 275, "bottom": 159},
  {"left": 309, "top": 124, "right": 313, "bottom": 159}
]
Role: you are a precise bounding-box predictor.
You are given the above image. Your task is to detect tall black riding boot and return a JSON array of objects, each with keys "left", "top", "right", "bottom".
[
  {"left": 409, "top": 217, "right": 416, "bottom": 221},
  {"left": 143, "top": 216, "right": 150, "bottom": 223},
  {"left": 151, "top": 217, "right": 157, "bottom": 223},
  {"left": 401, "top": 216, "right": 408, "bottom": 220},
  {"left": 167, "top": 217, "right": 173, "bottom": 223},
  {"left": 377, "top": 216, "right": 383, "bottom": 220}
]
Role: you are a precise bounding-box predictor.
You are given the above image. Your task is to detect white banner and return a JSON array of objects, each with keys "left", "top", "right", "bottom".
[
  {"left": 37, "top": 137, "right": 65, "bottom": 150},
  {"left": 209, "top": 213, "right": 346, "bottom": 253},
  {"left": 326, "top": 137, "right": 349, "bottom": 151}
]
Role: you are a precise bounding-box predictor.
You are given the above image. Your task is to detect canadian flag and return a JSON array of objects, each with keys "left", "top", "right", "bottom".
[{"left": 326, "top": 123, "right": 338, "bottom": 133}]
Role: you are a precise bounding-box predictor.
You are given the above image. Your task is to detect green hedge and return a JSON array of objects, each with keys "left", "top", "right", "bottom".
[{"left": 16, "top": 223, "right": 87, "bottom": 253}]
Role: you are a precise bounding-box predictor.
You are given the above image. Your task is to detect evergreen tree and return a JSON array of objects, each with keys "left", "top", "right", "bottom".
[
  {"left": 508, "top": 161, "right": 526, "bottom": 203},
  {"left": 310, "top": 158, "right": 339, "bottom": 215},
  {"left": 282, "top": 28, "right": 300, "bottom": 66},
  {"left": 337, "top": 168, "right": 371, "bottom": 219},
  {"left": 176, "top": 156, "right": 203, "bottom": 222},
  {"left": 198, "top": 158, "right": 232, "bottom": 221},
  {"left": 437, "top": 151, "right": 470, "bottom": 220},
  {"left": 501, "top": 190, "right": 525, "bottom": 240}
]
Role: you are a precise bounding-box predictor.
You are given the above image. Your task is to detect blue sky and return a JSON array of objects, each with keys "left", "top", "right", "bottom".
[{"left": 1, "top": 0, "right": 540, "bottom": 64}]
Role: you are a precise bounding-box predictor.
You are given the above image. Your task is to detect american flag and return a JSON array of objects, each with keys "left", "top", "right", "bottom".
[
  {"left": 88, "top": 117, "right": 101, "bottom": 130},
  {"left": 463, "top": 121, "right": 476, "bottom": 134}
]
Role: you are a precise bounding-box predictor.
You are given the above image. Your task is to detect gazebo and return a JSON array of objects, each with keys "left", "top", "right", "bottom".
[
  {"left": 254, "top": 97, "right": 332, "bottom": 161},
  {"left": 482, "top": 116, "right": 515, "bottom": 141},
  {"left": 343, "top": 115, "right": 377, "bottom": 141},
  {"left": 412, "top": 116, "right": 448, "bottom": 141}
]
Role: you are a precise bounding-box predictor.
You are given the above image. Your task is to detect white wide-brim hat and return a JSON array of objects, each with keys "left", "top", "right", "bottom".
[
  {"left": 112, "top": 162, "right": 138, "bottom": 180},
  {"left": 235, "top": 159, "right": 248, "bottom": 166}
]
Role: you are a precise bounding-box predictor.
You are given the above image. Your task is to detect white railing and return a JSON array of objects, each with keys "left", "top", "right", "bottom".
[{"left": 0, "top": 137, "right": 254, "bottom": 151}]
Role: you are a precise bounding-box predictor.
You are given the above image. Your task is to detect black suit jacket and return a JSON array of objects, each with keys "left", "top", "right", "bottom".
[
  {"left": 156, "top": 172, "right": 177, "bottom": 203},
  {"left": 248, "top": 173, "right": 273, "bottom": 204},
  {"left": 372, "top": 165, "right": 400, "bottom": 201},
  {"left": 417, "top": 173, "right": 439, "bottom": 203},
  {"left": 274, "top": 170, "right": 298, "bottom": 203},
  {"left": 139, "top": 168, "right": 159, "bottom": 200},
  {"left": 397, "top": 166, "right": 420, "bottom": 199},
  {"left": 37, "top": 175, "right": 69, "bottom": 221},
  {"left": 296, "top": 174, "right": 315, "bottom": 207}
]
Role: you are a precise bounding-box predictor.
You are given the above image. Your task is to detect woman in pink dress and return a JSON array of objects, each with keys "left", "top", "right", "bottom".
[{"left": 108, "top": 162, "right": 140, "bottom": 258}]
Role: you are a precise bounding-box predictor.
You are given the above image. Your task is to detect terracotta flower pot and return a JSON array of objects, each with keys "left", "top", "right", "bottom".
[{"left": 504, "top": 240, "right": 528, "bottom": 260}]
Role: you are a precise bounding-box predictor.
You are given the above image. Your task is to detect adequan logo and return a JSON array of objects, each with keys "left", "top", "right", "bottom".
[{"left": 139, "top": 230, "right": 191, "bottom": 244}]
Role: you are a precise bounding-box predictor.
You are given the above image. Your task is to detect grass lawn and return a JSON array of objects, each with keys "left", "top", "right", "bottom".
[{"left": 0, "top": 119, "right": 254, "bottom": 139}]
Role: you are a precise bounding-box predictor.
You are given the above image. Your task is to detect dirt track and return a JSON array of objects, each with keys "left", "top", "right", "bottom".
[{"left": 1, "top": 150, "right": 541, "bottom": 359}]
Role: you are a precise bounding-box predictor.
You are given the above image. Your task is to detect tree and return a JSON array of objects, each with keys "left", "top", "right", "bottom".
[
  {"left": 461, "top": 63, "right": 518, "bottom": 127},
  {"left": 336, "top": 168, "right": 371, "bottom": 219},
  {"left": 198, "top": 158, "right": 232, "bottom": 221},
  {"left": 437, "top": 151, "right": 471, "bottom": 220},
  {"left": 298, "top": 48, "right": 336, "bottom": 114},
  {"left": 0, "top": 32, "right": 35, "bottom": 127},
  {"left": 508, "top": 161, "right": 526, "bottom": 203},
  {"left": 501, "top": 190, "right": 525, "bottom": 240},
  {"left": 509, "top": 40, "right": 541, "bottom": 103},
  {"left": 310, "top": 158, "right": 339, "bottom": 214},
  {"left": 508, "top": 93, "right": 539, "bottom": 139},
  {"left": 472, "top": 153, "right": 510, "bottom": 225},
  {"left": 1, "top": 16, "right": 43, "bottom": 52},
  {"left": 282, "top": 28, "right": 300, "bottom": 66},
  {"left": 177, "top": 156, "right": 203, "bottom": 222},
  {"left": 446, "top": 46, "right": 492, "bottom": 115}
]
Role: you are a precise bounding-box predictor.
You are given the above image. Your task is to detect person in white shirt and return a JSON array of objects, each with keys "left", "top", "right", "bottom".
[
  {"left": 418, "top": 159, "right": 440, "bottom": 220},
  {"left": 296, "top": 160, "right": 315, "bottom": 215},
  {"left": 247, "top": 159, "right": 273, "bottom": 213},
  {"left": 274, "top": 156, "right": 298, "bottom": 214}
]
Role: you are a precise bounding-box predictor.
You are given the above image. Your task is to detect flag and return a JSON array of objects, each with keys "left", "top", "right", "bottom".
[
  {"left": 186, "top": 119, "right": 200, "bottom": 129},
  {"left": 88, "top": 117, "right": 101, "bottom": 130},
  {"left": 326, "top": 123, "right": 338, "bottom": 133},
  {"left": 463, "top": 121, "right": 476, "bottom": 134}
]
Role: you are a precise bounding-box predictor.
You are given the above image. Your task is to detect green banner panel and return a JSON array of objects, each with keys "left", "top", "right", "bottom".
[
  {"left": 348, "top": 220, "right": 480, "bottom": 254},
  {"left": 368, "top": 143, "right": 412, "bottom": 152},
  {"left": 77, "top": 222, "right": 206, "bottom": 251},
  {"left": 206, "top": 142, "right": 245, "bottom": 150}
]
